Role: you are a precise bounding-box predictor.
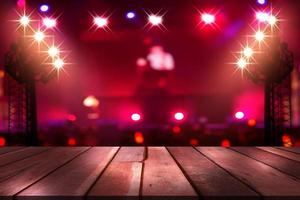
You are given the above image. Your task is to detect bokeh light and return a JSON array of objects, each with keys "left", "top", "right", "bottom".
[
  {"left": 201, "top": 13, "right": 215, "bottom": 24},
  {"left": 68, "top": 137, "right": 77, "bottom": 146},
  {"left": 134, "top": 132, "right": 144, "bottom": 144},
  {"left": 126, "top": 11, "right": 136, "bottom": 19},
  {"left": 53, "top": 58, "right": 64, "bottom": 69},
  {"left": 43, "top": 18, "right": 57, "bottom": 28},
  {"left": 48, "top": 46, "right": 59, "bottom": 57},
  {"left": 235, "top": 111, "right": 245, "bottom": 120},
  {"left": 237, "top": 58, "right": 247, "bottom": 69},
  {"left": 221, "top": 139, "right": 231, "bottom": 147},
  {"left": 19, "top": 15, "right": 30, "bottom": 27},
  {"left": 174, "top": 112, "right": 185, "bottom": 121},
  {"left": 40, "top": 4, "right": 49, "bottom": 12},
  {"left": 255, "top": 31, "right": 265, "bottom": 42},
  {"left": 131, "top": 113, "right": 141, "bottom": 122},
  {"left": 148, "top": 15, "right": 163, "bottom": 26},
  {"left": 0, "top": 137, "right": 6, "bottom": 146},
  {"left": 243, "top": 47, "right": 254, "bottom": 58},
  {"left": 94, "top": 16, "right": 108, "bottom": 28},
  {"left": 83, "top": 95, "right": 100, "bottom": 108},
  {"left": 34, "top": 31, "right": 45, "bottom": 42}
]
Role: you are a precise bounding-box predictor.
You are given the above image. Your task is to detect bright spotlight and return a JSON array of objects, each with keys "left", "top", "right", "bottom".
[
  {"left": 131, "top": 113, "right": 141, "bottom": 122},
  {"left": 237, "top": 58, "right": 247, "bottom": 69},
  {"left": 243, "top": 47, "right": 253, "bottom": 58},
  {"left": 148, "top": 15, "right": 163, "bottom": 26},
  {"left": 40, "top": 4, "right": 49, "bottom": 12},
  {"left": 48, "top": 46, "right": 59, "bottom": 57},
  {"left": 256, "top": 12, "right": 269, "bottom": 22},
  {"left": 53, "top": 58, "right": 64, "bottom": 69},
  {"left": 43, "top": 18, "right": 56, "bottom": 28},
  {"left": 20, "top": 15, "right": 30, "bottom": 26},
  {"left": 257, "top": 0, "right": 267, "bottom": 5},
  {"left": 235, "top": 111, "right": 245, "bottom": 120},
  {"left": 94, "top": 17, "right": 108, "bottom": 28},
  {"left": 83, "top": 95, "right": 99, "bottom": 108},
  {"left": 174, "top": 112, "right": 185, "bottom": 121},
  {"left": 255, "top": 31, "right": 265, "bottom": 42},
  {"left": 126, "top": 12, "right": 136, "bottom": 19},
  {"left": 268, "top": 15, "right": 277, "bottom": 26},
  {"left": 201, "top": 13, "right": 215, "bottom": 24},
  {"left": 34, "top": 31, "right": 45, "bottom": 42}
]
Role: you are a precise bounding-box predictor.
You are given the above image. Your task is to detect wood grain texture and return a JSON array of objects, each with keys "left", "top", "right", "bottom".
[
  {"left": 0, "top": 147, "right": 88, "bottom": 196},
  {"left": 168, "top": 147, "right": 259, "bottom": 199},
  {"left": 0, "top": 147, "right": 24, "bottom": 155},
  {"left": 258, "top": 147, "right": 300, "bottom": 162},
  {"left": 197, "top": 147, "right": 300, "bottom": 197},
  {"left": 17, "top": 147, "right": 119, "bottom": 198},
  {"left": 88, "top": 147, "right": 144, "bottom": 198},
  {"left": 278, "top": 147, "right": 300, "bottom": 154},
  {"left": 142, "top": 147, "right": 197, "bottom": 198},
  {"left": 231, "top": 147, "right": 300, "bottom": 179},
  {"left": 0, "top": 147, "right": 51, "bottom": 167}
]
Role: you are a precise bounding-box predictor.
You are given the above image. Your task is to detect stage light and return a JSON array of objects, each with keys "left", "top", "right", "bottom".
[
  {"left": 256, "top": 12, "right": 269, "bottom": 22},
  {"left": 94, "top": 17, "right": 108, "bottom": 28},
  {"left": 19, "top": 15, "right": 30, "bottom": 27},
  {"left": 237, "top": 58, "right": 247, "bottom": 69},
  {"left": 131, "top": 113, "right": 141, "bottom": 122},
  {"left": 0, "top": 137, "right": 6, "bottom": 146},
  {"left": 172, "top": 126, "right": 181, "bottom": 134},
  {"left": 255, "top": 31, "right": 265, "bottom": 42},
  {"left": 126, "top": 12, "right": 136, "bottom": 19},
  {"left": 48, "top": 46, "right": 59, "bottom": 57},
  {"left": 268, "top": 15, "right": 277, "bottom": 26},
  {"left": 257, "top": 0, "right": 267, "bottom": 5},
  {"left": 201, "top": 13, "right": 215, "bottom": 24},
  {"left": 68, "top": 137, "right": 77, "bottom": 146},
  {"left": 189, "top": 138, "right": 199, "bottom": 146},
  {"left": 34, "top": 31, "right": 45, "bottom": 42},
  {"left": 248, "top": 119, "right": 257, "bottom": 127},
  {"left": 83, "top": 95, "right": 99, "bottom": 108},
  {"left": 282, "top": 134, "right": 292, "bottom": 147},
  {"left": 53, "top": 58, "right": 64, "bottom": 69},
  {"left": 174, "top": 112, "right": 184, "bottom": 121},
  {"left": 235, "top": 111, "right": 245, "bottom": 120},
  {"left": 148, "top": 15, "right": 162, "bottom": 26},
  {"left": 40, "top": 4, "right": 49, "bottom": 12},
  {"left": 134, "top": 132, "right": 144, "bottom": 144},
  {"left": 221, "top": 139, "right": 231, "bottom": 147},
  {"left": 243, "top": 47, "right": 254, "bottom": 58},
  {"left": 43, "top": 18, "right": 56, "bottom": 28}
]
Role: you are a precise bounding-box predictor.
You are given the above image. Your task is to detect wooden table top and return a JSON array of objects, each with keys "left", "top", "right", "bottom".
[{"left": 0, "top": 147, "right": 300, "bottom": 199}]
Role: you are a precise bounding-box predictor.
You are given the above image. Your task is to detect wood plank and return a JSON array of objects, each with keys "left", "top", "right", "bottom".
[
  {"left": 0, "top": 147, "right": 89, "bottom": 196},
  {"left": 142, "top": 147, "right": 197, "bottom": 199},
  {"left": 0, "top": 147, "right": 24, "bottom": 155},
  {"left": 258, "top": 147, "right": 300, "bottom": 162},
  {"left": 231, "top": 147, "right": 300, "bottom": 179},
  {"left": 196, "top": 147, "right": 300, "bottom": 197},
  {"left": 0, "top": 147, "right": 51, "bottom": 167},
  {"left": 88, "top": 147, "right": 145, "bottom": 198},
  {"left": 168, "top": 147, "right": 259, "bottom": 199},
  {"left": 278, "top": 147, "right": 300, "bottom": 154},
  {"left": 17, "top": 147, "right": 119, "bottom": 199}
]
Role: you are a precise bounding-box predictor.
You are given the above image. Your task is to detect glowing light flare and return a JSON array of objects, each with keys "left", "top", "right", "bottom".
[
  {"left": 19, "top": 15, "right": 30, "bottom": 27},
  {"left": 43, "top": 18, "right": 57, "bottom": 28},
  {"left": 40, "top": 4, "right": 49, "bottom": 12},
  {"left": 255, "top": 31, "right": 265, "bottom": 42},
  {"left": 34, "top": 31, "right": 45, "bottom": 42},
  {"left": 0, "top": 137, "right": 6, "bottom": 146},
  {"left": 190, "top": 138, "right": 199, "bottom": 146},
  {"left": 148, "top": 14, "right": 163, "bottom": 26},
  {"left": 68, "top": 138, "right": 77, "bottom": 146},
  {"left": 268, "top": 15, "right": 277, "bottom": 26},
  {"left": 134, "top": 132, "right": 144, "bottom": 144},
  {"left": 83, "top": 95, "right": 100, "bottom": 108},
  {"left": 236, "top": 58, "right": 248, "bottom": 69},
  {"left": 247, "top": 119, "right": 257, "bottom": 127},
  {"left": 256, "top": 12, "right": 269, "bottom": 22},
  {"left": 172, "top": 126, "right": 181, "bottom": 134},
  {"left": 48, "top": 46, "right": 59, "bottom": 58},
  {"left": 131, "top": 113, "right": 141, "bottom": 122},
  {"left": 282, "top": 134, "right": 292, "bottom": 147},
  {"left": 174, "top": 112, "right": 185, "bottom": 121},
  {"left": 235, "top": 111, "right": 245, "bottom": 120},
  {"left": 221, "top": 139, "right": 231, "bottom": 147},
  {"left": 53, "top": 58, "right": 64, "bottom": 69},
  {"left": 201, "top": 13, "right": 215, "bottom": 24},
  {"left": 243, "top": 47, "right": 254, "bottom": 58},
  {"left": 257, "top": 0, "right": 267, "bottom": 5},
  {"left": 94, "top": 16, "right": 108, "bottom": 28},
  {"left": 126, "top": 12, "right": 136, "bottom": 19}
]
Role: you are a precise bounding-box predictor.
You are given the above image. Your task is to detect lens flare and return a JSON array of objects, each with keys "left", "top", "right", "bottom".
[
  {"left": 43, "top": 18, "right": 57, "bottom": 28},
  {"left": 19, "top": 15, "right": 30, "bottom": 26},
  {"left": 48, "top": 46, "right": 59, "bottom": 57},
  {"left": 148, "top": 15, "right": 163, "bottom": 26},
  {"left": 34, "top": 31, "right": 45, "bottom": 42},
  {"left": 53, "top": 58, "right": 64, "bottom": 69},
  {"left": 94, "top": 17, "right": 108, "bottom": 28},
  {"left": 201, "top": 13, "right": 215, "bottom": 24},
  {"left": 243, "top": 47, "right": 254, "bottom": 58},
  {"left": 268, "top": 15, "right": 277, "bottom": 26},
  {"left": 255, "top": 31, "right": 265, "bottom": 42},
  {"left": 237, "top": 58, "right": 247, "bottom": 69}
]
